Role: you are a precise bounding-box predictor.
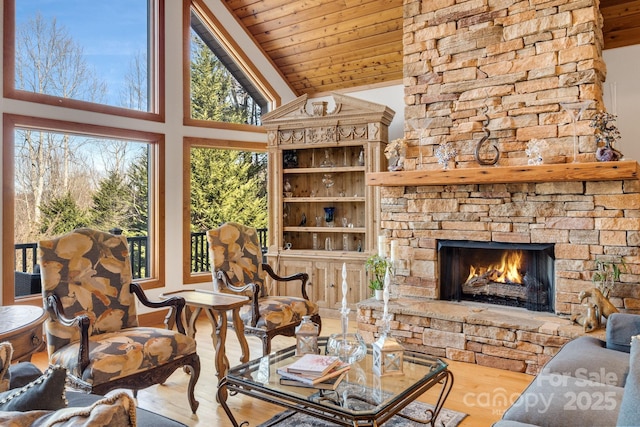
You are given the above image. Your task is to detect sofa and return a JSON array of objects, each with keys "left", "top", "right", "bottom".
[
  {"left": 0, "top": 342, "right": 186, "bottom": 426},
  {"left": 494, "top": 313, "right": 640, "bottom": 427}
]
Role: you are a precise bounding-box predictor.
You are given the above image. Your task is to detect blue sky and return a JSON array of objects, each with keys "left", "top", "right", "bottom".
[{"left": 15, "top": 0, "right": 148, "bottom": 105}]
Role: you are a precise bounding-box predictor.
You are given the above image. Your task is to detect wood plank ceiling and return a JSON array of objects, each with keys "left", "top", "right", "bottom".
[{"left": 225, "top": 0, "right": 640, "bottom": 97}]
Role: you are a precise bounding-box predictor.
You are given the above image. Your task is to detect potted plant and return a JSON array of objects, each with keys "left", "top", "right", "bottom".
[
  {"left": 592, "top": 256, "right": 627, "bottom": 298},
  {"left": 365, "top": 254, "right": 390, "bottom": 300}
]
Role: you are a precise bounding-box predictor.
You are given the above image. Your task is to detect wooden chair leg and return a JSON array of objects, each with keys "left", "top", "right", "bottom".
[{"left": 185, "top": 355, "right": 201, "bottom": 414}]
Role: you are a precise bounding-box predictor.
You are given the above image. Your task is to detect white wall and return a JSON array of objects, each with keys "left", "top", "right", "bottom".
[
  {"left": 309, "top": 86, "right": 405, "bottom": 146},
  {"left": 602, "top": 45, "right": 640, "bottom": 161}
]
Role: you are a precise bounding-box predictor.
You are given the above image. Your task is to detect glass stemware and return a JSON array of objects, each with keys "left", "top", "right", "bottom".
[{"left": 560, "top": 100, "right": 594, "bottom": 163}]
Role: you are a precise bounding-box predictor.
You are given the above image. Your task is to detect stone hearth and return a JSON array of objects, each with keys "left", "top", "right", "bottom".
[{"left": 357, "top": 298, "right": 600, "bottom": 374}]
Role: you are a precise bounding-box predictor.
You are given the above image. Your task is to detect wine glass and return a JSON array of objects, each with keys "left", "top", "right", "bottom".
[
  {"left": 560, "top": 100, "right": 594, "bottom": 163},
  {"left": 322, "top": 173, "right": 334, "bottom": 196}
]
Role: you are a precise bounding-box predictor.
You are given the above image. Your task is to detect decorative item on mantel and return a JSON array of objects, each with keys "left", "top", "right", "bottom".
[
  {"left": 590, "top": 111, "right": 623, "bottom": 162},
  {"left": 384, "top": 138, "right": 407, "bottom": 171},
  {"left": 435, "top": 142, "right": 457, "bottom": 170},
  {"left": 560, "top": 100, "right": 593, "bottom": 163},
  {"left": 372, "top": 269, "right": 404, "bottom": 377},
  {"left": 525, "top": 139, "right": 544, "bottom": 165},
  {"left": 475, "top": 106, "right": 500, "bottom": 166}
]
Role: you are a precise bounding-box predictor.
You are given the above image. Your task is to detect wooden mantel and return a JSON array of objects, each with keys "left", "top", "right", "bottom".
[{"left": 366, "top": 160, "right": 640, "bottom": 187}]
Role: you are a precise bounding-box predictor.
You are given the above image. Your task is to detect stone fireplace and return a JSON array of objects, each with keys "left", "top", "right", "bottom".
[{"left": 357, "top": 0, "right": 640, "bottom": 373}]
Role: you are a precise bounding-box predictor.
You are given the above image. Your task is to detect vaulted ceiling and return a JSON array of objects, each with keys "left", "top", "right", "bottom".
[{"left": 225, "top": 0, "right": 640, "bottom": 98}]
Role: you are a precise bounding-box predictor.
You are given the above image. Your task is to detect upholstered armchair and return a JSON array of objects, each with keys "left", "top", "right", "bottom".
[
  {"left": 207, "top": 222, "right": 321, "bottom": 355},
  {"left": 38, "top": 228, "right": 200, "bottom": 413}
]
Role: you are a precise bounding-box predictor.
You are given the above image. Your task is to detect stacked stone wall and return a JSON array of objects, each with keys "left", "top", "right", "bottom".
[{"left": 403, "top": 0, "right": 606, "bottom": 168}]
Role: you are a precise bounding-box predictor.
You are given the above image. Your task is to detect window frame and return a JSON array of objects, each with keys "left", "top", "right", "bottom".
[
  {"left": 2, "top": 0, "right": 165, "bottom": 122},
  {"left": 183, "top": 0, "right": 279, "bottom": 131},
  {"left": 3, "top": 113, "right": 166, "bottom": 305},
  {"left": 182, "top": 136, "right": 266, "bottom": 284}
]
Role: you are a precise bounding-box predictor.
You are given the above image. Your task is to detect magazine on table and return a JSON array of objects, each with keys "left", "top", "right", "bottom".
[
  {"left": 277, "top": 361, "right": 350, "bottom": 386},
  {"left": 282, "top": 353, "right": 341, "bottom": 377},
  {"left": 279, "top": 370, "right": 348, "bottom": 390}
]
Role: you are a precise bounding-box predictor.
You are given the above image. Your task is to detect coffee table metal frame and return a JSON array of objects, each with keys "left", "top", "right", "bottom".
[{"left": 218, "top": 337, "right": 454, "bottom": 427}]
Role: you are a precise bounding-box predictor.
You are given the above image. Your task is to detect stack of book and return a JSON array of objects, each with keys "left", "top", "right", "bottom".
[{"left": 277, "top": 353, "right": 350, "bottom": 390}]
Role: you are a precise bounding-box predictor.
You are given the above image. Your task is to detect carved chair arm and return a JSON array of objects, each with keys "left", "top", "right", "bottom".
[
  {"left": 215, "top": 270, "right": 261, "bottom": 327},
  {"left": 130, "top": 283, "right": 187, "bottom": 334},
  {"left": 45, "top": 293, "right": 90, "bottom": 375},
  {"left": 262, "top": 263, "right": 311, "bottom": 300}
]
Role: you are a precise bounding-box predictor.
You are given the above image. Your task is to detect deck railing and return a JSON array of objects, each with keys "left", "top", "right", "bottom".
[{"left": 14, "top": 228, "right": 268, "bottom": 280}]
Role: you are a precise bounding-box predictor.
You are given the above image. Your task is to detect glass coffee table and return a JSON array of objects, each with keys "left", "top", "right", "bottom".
[{"left": 217, "top": 337, "right": 453, "bottom": 426}]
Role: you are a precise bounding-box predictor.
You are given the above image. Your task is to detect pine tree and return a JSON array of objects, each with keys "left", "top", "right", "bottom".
[
  {"left": 127, "top": 152, "right": 149, "bottom": 235},
  {"left": 39, "top": 192, "right": 89, "bottom": 235},
  {"left": 190, "top": 148, "right": 267, "bottom": 231},
  {"left": 90, "top": 170, "right": 130, "bottom": 232}
]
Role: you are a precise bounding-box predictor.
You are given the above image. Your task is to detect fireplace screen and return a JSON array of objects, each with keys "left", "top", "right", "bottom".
[{"left": 438, "top": 241, "right": 555, "bottom": 312}]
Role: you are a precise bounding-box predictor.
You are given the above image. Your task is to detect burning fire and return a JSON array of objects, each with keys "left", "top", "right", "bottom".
[{"left": 466, "top": 251, "right": 524, "bottom": 284}]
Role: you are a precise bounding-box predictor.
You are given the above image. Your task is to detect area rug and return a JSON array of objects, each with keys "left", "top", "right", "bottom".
[{"left": 257, "top": 401, "right": 467, "bottom": 427}]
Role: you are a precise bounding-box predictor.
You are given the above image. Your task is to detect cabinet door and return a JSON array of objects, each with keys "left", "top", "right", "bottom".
[
  {"left": 312, "top": 261, "right": 331, "bottom": 309},
  {"left": 270, "top": 259, "right": 314, "bottom": 299},
  {"left": 329, "top": 261, "right": 367, "bottom": 309}
]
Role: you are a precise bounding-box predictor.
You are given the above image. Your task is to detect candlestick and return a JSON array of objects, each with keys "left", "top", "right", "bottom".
[{"left": 341, "top": 262, "right": 348, "bottom": 311}]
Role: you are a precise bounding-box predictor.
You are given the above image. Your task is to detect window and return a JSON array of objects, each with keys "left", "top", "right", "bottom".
[
  {"left": 3, "top": 114, "right": 165, "bottom": 304},
  {"left": 183, "top": 138, "right": 267, "bottom": 283},
  {"left": 5, "top": 0, "right": 163, "bottom": 119},
  {"left": 185, "top": 0, "right": 279, "bottom": 128}
]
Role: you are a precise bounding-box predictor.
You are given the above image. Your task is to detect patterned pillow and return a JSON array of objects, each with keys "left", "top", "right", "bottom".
[
  {"left": 0, "top": 365, "right": 67, "bottom": 411},
  {"left": 0, "top": 392, "right": 135, "bottom": 427},
  {"left": 0, "top": 342, "right": 13, "bottom": 392},
  {"left": 44, "top": 391, "right": 136, "bottom": 427}
]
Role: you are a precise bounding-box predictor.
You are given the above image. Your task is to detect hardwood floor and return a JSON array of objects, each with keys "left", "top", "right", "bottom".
[{"left": 32, "top": 317, "right": 533, "bottom": 426}]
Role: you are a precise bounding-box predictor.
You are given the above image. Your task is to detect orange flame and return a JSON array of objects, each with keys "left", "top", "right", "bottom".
[{"left": 466, "top": 251, "right": 524, "bottom": 284}]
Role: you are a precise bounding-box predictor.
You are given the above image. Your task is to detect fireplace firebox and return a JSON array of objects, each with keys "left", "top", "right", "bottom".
[{"left": 438, "top": 241, "right": 555, "bottom": 312}]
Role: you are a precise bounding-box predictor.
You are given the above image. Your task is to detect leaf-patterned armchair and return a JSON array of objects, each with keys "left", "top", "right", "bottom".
[
  {"left": 38, "top": 228, "right": 200, "bottom": 413},
  {"left": 207, "top": 222, "right": 321, "bottom": 355}
]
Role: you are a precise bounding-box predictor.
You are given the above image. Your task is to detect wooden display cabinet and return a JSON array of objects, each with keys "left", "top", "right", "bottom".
[{"left": 263, "top": 93, "right": 395, "bottom": 315}]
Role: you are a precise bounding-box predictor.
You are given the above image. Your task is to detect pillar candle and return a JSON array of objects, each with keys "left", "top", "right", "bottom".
[
  {"left": 390, "top": 240, "right": 398, "bottom": 264},
  {"left": 378, "top": 235, "right": 386, "bottom": 258},
  {"left": 383, "top": 268, "right": 390, "bottom": 318}
]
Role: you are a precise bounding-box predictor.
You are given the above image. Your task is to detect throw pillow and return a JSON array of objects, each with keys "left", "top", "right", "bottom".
[
  {"left": 617, "top": 334, "right": 640, "bottom": 426},
  {"left": 44, "top": 391, "right": 136, "bottom": 427},
  {"left": 0, "top": 392, "right": 136, "bottom": 427},
  {"left": 0, "top": 342, "right": 13, "bottom": 392},
  {"left": 8, "top": 362, "right": 44, "bottom": 389},
  {"left": 0, "top": 365, "right": 67, "bottom": 411}
]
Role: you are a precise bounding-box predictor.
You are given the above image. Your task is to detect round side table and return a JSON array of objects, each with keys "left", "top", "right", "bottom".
[{"left": 0, "top": 305, "right": 47, "bottom": 362}]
